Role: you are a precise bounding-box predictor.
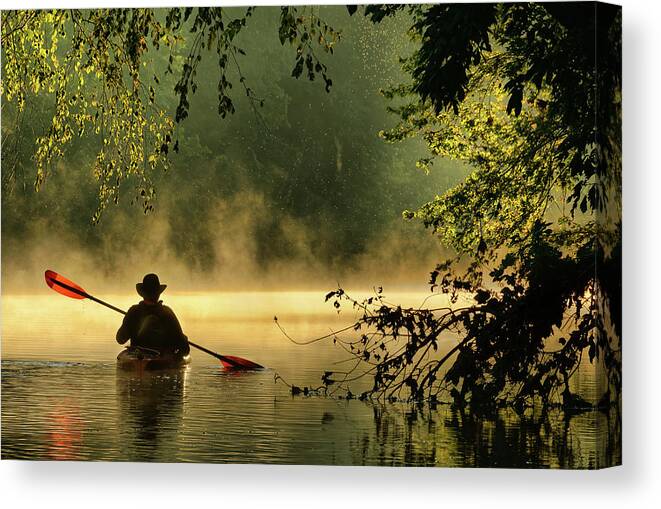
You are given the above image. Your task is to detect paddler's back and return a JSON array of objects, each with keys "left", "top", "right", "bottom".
[{"left": 117, "top": 301, "right": 190, "bottom": 355}]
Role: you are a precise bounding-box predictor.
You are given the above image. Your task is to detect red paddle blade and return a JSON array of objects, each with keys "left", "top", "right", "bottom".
[
  {"left": 45, "top": 270, "right": 87, "bottom": 300},
  {"left": 220, "top": 355, "right": 263, "bottom": 370}
]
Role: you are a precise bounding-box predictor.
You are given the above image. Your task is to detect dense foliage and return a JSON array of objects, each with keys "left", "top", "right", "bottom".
[
  {"left": 1, "top": 7, "right": 337, "bottom": 221},
  {"left": 306, "top": 3, "right": 621, "bottom": 414}
]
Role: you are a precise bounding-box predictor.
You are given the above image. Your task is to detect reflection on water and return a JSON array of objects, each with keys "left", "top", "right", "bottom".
[
  {"left": 1, "top": 293, "right": 620, "bottom": 467},
  {"left": 1, "top": 361, "right": 620, "bottom": 467},
  {"left": 47, "top": 400, "right": 84, "bottom": 460},
  {"left": 116, "top": 368, "right": 187, "bottom": 462}
]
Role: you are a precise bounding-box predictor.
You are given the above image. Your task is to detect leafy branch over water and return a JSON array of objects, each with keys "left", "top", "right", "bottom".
[
  {"left": 278, "top": 219, "right": 618, "bottom": 415},
  {"left": 1, "top": 6, "right": 338, "bottom": 221},
  {"left": 278, "top": 3, "right": 621, "bottom": 416}
]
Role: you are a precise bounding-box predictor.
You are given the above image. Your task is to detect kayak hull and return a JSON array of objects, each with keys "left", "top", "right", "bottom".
[{"left": 116, "top": 348, "right": 191, "bottom": 370}]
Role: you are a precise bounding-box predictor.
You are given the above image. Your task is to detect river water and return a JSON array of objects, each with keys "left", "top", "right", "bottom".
[{"left": 1, "top": 291, "right": 620, "bottom": 467}]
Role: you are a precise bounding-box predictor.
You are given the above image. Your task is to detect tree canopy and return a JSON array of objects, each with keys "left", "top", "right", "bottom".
[
  {"left": 1, "top": 6, "right": 338, "bottom": 221},
  {"left": 290, "top": 3, "right": 621, "bottom": 415}
]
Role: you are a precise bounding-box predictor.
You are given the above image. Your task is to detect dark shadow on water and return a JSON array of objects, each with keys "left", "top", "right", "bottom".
[
  {"left": 115, "top": 367, "right": 188, "bottom": 462},
  {"left": 355, "top": 403, "right": 621, "bottom": 468}
]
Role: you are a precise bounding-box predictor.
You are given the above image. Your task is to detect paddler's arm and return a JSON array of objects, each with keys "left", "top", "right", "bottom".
[
  {"left": 164, "top": 306, "right": 190, "bottom": 354},
  {"left": 116, "top": 307, "right": 137, "bottom": 344}
]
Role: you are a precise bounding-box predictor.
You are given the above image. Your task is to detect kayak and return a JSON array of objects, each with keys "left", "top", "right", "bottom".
[{"left": 116, "top": 348, "right": 191, "bottom": 370}]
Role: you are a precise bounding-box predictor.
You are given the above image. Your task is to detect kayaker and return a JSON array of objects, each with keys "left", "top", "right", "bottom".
[{"left": 116, "top": 273, "right": 190, "bottom": 356}]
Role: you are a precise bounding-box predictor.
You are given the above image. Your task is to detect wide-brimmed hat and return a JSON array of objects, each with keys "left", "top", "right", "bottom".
[{"left": 136, "top": 273, "right": 167, "bottom": 298}]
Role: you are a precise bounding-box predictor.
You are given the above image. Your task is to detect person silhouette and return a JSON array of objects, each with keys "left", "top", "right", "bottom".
[{"left": 116, "top": 273, "right": 190, "bottom": 357}]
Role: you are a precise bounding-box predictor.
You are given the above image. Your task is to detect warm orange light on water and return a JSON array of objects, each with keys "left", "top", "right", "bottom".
[{"left": 47, "top": 402, "right": 83, "bottom": 460}]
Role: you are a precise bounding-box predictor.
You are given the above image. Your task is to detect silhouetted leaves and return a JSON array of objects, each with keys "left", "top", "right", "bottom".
[
  {"left": 317, "top": 218, "right": 619, "bottom": 412},
  {"left": 365, "top": 3, "right": 620, "bottom": 412},
  {"left": 278, "top": 6, "right": 338, "bottom": 93},
  {"left": 505, "top": 82, "right": 523, "bottom": 116}
]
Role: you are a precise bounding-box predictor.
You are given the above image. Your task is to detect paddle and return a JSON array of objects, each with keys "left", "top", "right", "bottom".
[{"left": 44, "top": 270, "right": 263, "bottom": 370}]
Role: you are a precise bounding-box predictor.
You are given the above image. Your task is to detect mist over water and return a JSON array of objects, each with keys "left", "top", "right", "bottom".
[{"left": 1, "top": 7, "right": 466, "bottom": 294}]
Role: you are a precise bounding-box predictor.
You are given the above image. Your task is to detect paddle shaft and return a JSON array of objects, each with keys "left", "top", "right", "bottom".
[
  {"left": 49, "top": 277, "right": 243, "bottom": 367},
  {"left": 186, "top": 341, "right": 228, "bottom": 363}
]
